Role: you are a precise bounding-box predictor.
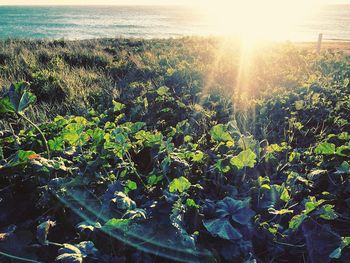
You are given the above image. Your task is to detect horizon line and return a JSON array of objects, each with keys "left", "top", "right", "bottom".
[{"left": 1, "top": 3, "right": 349, "bottom": 7}]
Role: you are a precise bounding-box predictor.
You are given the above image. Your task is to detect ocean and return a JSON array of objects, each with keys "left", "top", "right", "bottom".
[{"left": 0, "top": 5, "right": 349, "bottom": 41}]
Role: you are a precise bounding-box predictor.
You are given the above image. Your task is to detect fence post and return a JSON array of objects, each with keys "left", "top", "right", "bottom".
[{"left": 317, "top": 33, "right": 323, "bottom": 54}]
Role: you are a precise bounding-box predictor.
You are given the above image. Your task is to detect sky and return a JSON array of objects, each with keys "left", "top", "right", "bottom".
[{"left": 0, "top": 0, "right": 349, "bottom": 5}]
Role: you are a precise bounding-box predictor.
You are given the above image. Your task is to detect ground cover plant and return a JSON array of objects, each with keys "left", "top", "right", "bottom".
[{"left": 0, "top": 37, "right": 349, "bottom": 262}]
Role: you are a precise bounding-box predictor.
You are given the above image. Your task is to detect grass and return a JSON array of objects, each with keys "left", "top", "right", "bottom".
[{"left": 1, "top": 37, "right": 346, "bottom": 130}]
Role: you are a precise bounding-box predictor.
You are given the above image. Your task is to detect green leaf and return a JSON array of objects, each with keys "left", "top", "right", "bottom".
[
  {"left": 48, "top": 137, "right": 64, "bottom": 152},
  {"left": 125, "top": 180, "right": 137, "bottom": 193},
  {"left": 289, "top": 150, "right": 300, "bottom": 162},
  {"left": 156, "top": 86, "right": 169, "bottom": 96},
  {"left": 13, "top": 83, "right": 37, "bottom": 113},
  {"left": 295, "top": 100, "right": 304, "bottom": 110},
  {"left": 0, "top": 82, "right": 36, "bottom": 115},
  {"left": 186, "top": 198, "right": 199, "bottom": 209},
  {"left": 318, "top": 204, "right": 338, "bottom": 220},
  {"left": 4, "top": 150, "right": 39, "bottom": 169},
  {"left": 329, "top": 247, "right": 342, "bottom": 259},
  {"left": 215, "top": 159, "right": 231, "bottom": 173},
  {"left": 230, "top": 149, "right": 257, "bottom": 170},
  {"left": 314, "top": 142, "right": 335, "bottom": 155},
  {"left": 147, "top": 174, "right": 163, "bottom": 186},
  {"left": 192, "top": 151, "right": 204, "bottom": 162},
  {"left": 112, "top": 100, "right": 125, "bottom": 112},
  {"left": 289, "top": 214, "right": 307, "bottom": 230},
  {"left": 184, "top": 135, "right": 193, "bottom": 142},
  {"left": 280, "top": 188, "right": 290, "bottom": 202},
  {"left": 329, "top": 237, "right": 350, "bottom": 259},
  {"left": 135, "top": 130, "right": 163, "bottom": 148},
  {"left": 63, "top": 123, "right": 89, "bottom": 147},
  {"left": 210, "top": 124, "right": 233, "bottom": 142},
  {"left": 203, "top": 218, "right": 242, "bottom": 240},
  {"left": 343, "top": 237, "right": 350, "bottom": 248},
  {"left": 104, "top": 218, "right": 130, "bottom": 230},
  {"left": 231, "top": 207, "right": 255, "bottom": 225},
  {"left": 0, "top": 97, "right": 15, "bottom": 114},
  {"left": 169, "top": 176, "right": 191, "bottom": 193}
]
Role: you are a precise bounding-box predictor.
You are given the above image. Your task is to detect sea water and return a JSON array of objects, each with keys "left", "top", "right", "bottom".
[{"left": 0, "top": 5, "right": 349, "bottom": 40}]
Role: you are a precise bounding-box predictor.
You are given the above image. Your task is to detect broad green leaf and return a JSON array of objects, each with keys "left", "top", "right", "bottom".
[
  {"left": 87, "top": 128, "right": 104, "bottom": 148},
  {"left": 73, "top": 116, "right": 88, "bottom": 125},
  {"left": 147, "top": 174, "right": 163, "bottom": 186},
  {"left": 314, "top": 142, "right": 335, "bottom": 155},
  {"left": 295, "top": 100, "right": 304, "bottom": 110},
  {"left": 0, "top": 82, "right": 36, "bottom": 115},
  {"left": 203, "top": 218, "right": 242, "bottom": 240},
  {"left": 125, "top": 180, "right": 137, "bottom": 193},
  {"left": 329, "top": 248, "right": 342, "bottom": 259},
  {"left": 103, "top": 218, "right": 130, "bottom": 230},
  {"left": 112, "top": 100, "right": 125, "bottom": 112},
  {"left": 157, "top": 86, "right": 169, "bottom": 96},
  {"left": 186, "top": 198, "right": 199, "bottom": 209},
  {"left": 135, "top": 130, "right": 163, "bottom": 147},
  {"left": 210, "top": 124, "right": 232, "bottom": 142},
  {"left": 305, "top": 197, "right": 324, "bottom": 214},
  {"left": 343, "top": 237, "right": 350, "bottom": 247},
  {"left": 169, "top": 176, "right": 191, "bottom": 193},
  {"left": 319, "top": 204, "right": 338, "bottom": 220},
  {"left": 266, "top": 144, "right": 284, "bottom": 153},
  {"left": 216, "top": 197, "right": 245, "bottom": 217},
  {"left": 231, "top": 207, "right": 255, "bottom": 225},
  {"left": 338, "top": 132, "right": 350, "bottom": 140},
  {"left": 14, "top": 84, "right": 36, "bottom": 112},
  {"left": 184, "top": 135, "right": 193, "bottom": 142},
  {"left": 10, "top": 82, "right": 36, "bottom": 113},
  {"left": 192, "top": 151, "right": 204, "bottom": 162},
  {"left": 215, "top": 159, "right": 231, "bottom": 173},
  {"left": 289, "top": 151, "right": 300, "bottom": 162},
  {"left": 289, "top": 214, "right": 307, "bottom": 230},
  {"left": 48, "top": 137, "right": 64, "bottom": 152},
  {"left": 335, "top": 145, "right": 350, "bottom": 157},
  {"left": 63, "top": 123, "right": 89, "bottom": 147},
  {"left": 6, "top": 150, "right": 39, "bottom": 168},
  {"left": 330, "top": 237, "right": 350, "bottom": 259},
  {"left": 280, "top": 188, "right": 290, "bottom": 202},
  {"left": 0, "top": 97, "right": 15, "bottom": 114},
  {"left": 230, "top": 149, "right": 257, "bottom": 170}
]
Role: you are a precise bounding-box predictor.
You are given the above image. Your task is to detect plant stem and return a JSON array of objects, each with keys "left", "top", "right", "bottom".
[
  {"left": 0, "top": 251, "right": 42, "bottom": 263},
  {"left": 19, "top": 113, "right": 50, "bottom": 159}
]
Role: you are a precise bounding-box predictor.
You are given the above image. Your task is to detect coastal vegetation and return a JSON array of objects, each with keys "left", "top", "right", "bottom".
[{"left": 0, "top": 37, "right": 349, "bottom": 262}]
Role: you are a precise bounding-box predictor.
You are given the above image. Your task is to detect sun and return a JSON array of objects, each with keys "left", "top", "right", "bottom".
[{"left": 198, "top": 0, "right": 319, "bottom": 41}]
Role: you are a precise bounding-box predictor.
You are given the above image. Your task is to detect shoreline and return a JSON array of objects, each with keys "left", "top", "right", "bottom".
[{"left": 1, "top": 36, "right": 350, "bottom": 54}]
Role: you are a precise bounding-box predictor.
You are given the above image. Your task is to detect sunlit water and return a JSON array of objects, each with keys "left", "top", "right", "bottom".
[{"left": 0, "top": 5, "right": 349, "bottom": 40}]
